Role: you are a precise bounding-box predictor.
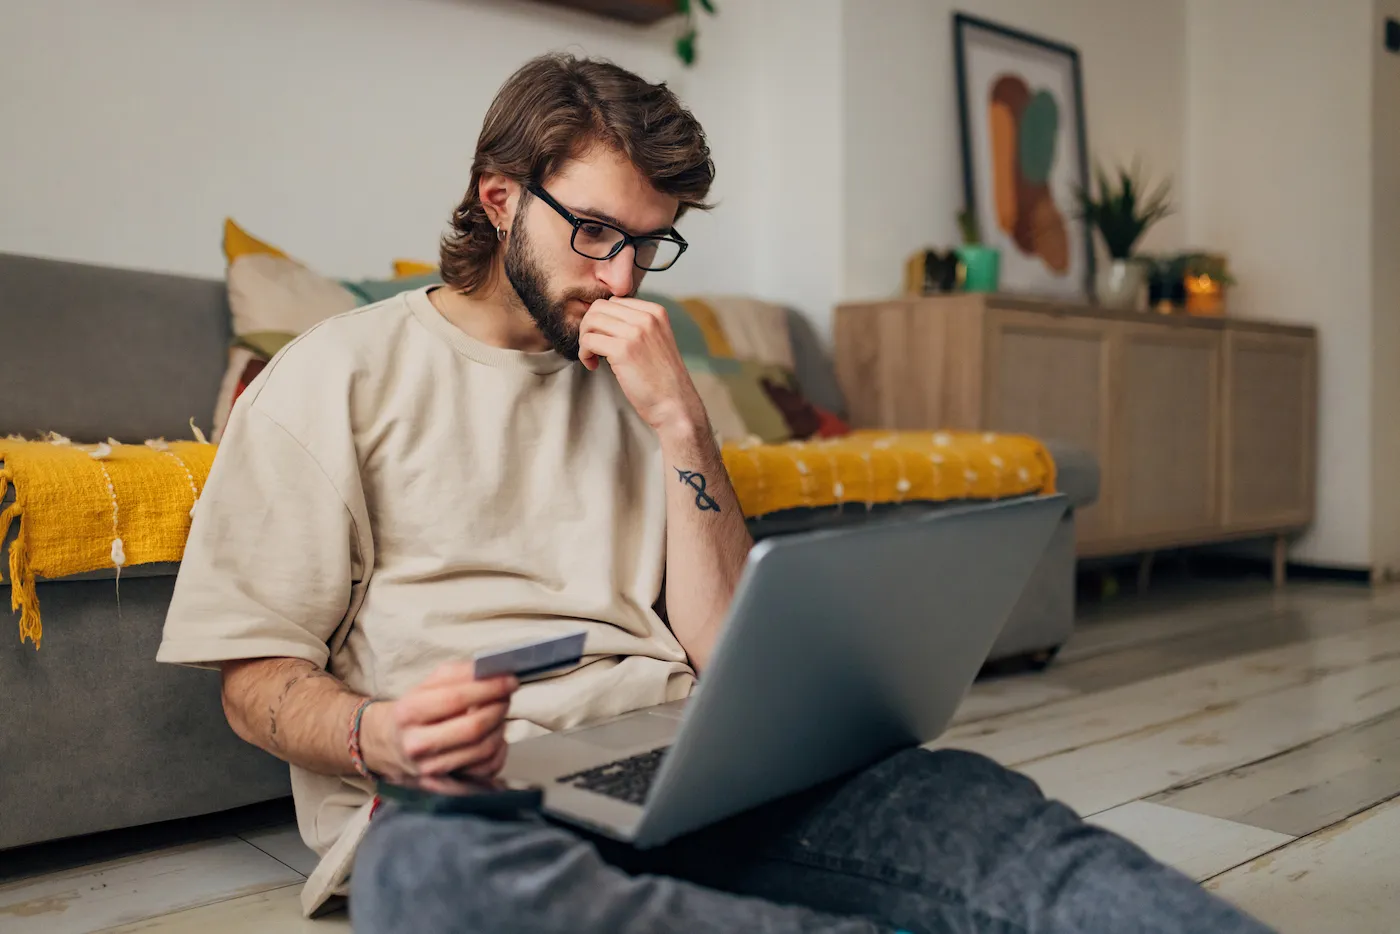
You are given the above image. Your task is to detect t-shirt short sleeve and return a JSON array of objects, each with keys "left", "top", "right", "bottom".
[{"left": 156, "top": 405, "right": 358, "bottom": 670}]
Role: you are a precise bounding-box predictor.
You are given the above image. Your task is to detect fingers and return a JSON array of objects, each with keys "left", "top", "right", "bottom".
[
  {"left": 417, "top": 725, "right": 508, "bottom": 777},
  {"left": 394, "top": 675, "right": 517, "bottom": 729},
  {"left": 422, "top": 661, "right": 476, "bottom": 687},
  {"left": 584, "top": 299, "right": 669, "bottom": 339},
  {"left": 608, "top": 296, "right": 669, "bottom": 321},
  {"left": 580, "top": 306, "right": 642, "bottom": 342},
  {"left": 462, "top": 738, "right": 510, "bottom": 779},
  {"left": 401, "top": 699, "right": 509, "bottom": 764},
  {"left": 578, "top": 331, "right": 627, "bottom": 365}
]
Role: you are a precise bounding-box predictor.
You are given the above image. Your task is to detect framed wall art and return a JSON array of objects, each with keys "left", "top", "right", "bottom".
[{"left": 953, "top": 13, "right": 1094, "bottom": 300}]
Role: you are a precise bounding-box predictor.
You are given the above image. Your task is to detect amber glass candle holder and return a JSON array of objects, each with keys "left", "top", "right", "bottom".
[{"left": 1184, "top": 273, "right": 1225, "bottom": 316}]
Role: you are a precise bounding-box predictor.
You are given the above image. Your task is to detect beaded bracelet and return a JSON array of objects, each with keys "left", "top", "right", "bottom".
[{"left": 348, "top": 697, "right": 383, "bottom": 781}]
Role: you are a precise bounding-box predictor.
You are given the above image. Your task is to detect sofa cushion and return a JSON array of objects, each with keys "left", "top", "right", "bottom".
[
  {"left": 0, "top": 253, "right": 231, "bottom": 443},
  {"left": 786, "top": 308, "right": 848, "bottom": 419}
]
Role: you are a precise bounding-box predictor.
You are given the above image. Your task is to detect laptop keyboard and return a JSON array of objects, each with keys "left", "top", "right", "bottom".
[{"left": 557, "top": 746, "right": 670, "bottom": 806}]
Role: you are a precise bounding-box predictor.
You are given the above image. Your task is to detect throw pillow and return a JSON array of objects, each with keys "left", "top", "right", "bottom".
[
  {"left": 212, "top": 219, "right": 442, "bottom": 441},
  {"left": 686, "top": 296, "right": 795, "bottom": 371},
  {"left": 760, "top": 375, "right": 822, "bottom": 440},
  {"left": 690, "top": 372, "right": 751, "bottom": 444},
  {"left": 716, "top": 361, "right": 794, "bottom": 444},
  {"left": 812, "top": 403, "right": 853, "bottom": 438},
  {"left": 393, "top": 259, "right": 438, "bottom": 277}
]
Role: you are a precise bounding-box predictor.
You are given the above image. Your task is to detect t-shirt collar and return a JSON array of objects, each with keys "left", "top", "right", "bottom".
[{"left": 406, "top": 287, "right": 574, "bottom": 375}]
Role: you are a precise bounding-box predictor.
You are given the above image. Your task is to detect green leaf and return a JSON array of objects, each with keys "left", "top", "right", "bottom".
[
  {"left": 677, "top": 0, "right": 691, "bottom": 14},
  {"left": 676, "top": 29, "right": 696, "bottom": 66},
  {"left": 698, "top": 0, "right": 716, "bottom": 12},
  {"left": 1077, "top": 159, "right": 1175, "bottom": 259}
]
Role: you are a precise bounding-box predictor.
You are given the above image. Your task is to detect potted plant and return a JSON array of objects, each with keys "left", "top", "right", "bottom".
[
  {"left": 1075, "top": 162, "right": 1174, "bottom": 310},
  {"left": 955, "top": 209, "right": 1000, "bottom": 293}
]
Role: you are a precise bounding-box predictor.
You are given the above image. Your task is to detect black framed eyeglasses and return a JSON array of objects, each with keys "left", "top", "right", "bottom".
[{"left": 527, "top": 184, "right": 688, "bottom": 271}]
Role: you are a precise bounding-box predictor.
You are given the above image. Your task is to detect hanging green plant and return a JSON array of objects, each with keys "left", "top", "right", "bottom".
[{"left": 675, "top": 0, "right": 716, "bottom": 67}]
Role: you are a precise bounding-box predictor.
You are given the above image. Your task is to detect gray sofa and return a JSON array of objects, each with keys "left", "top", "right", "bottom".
[{"left": 0, "top": 252, "right": 1098, "bottom": 851}]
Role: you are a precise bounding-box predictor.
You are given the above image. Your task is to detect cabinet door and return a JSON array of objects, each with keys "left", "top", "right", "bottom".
[
  {"left": 1115, "top": 325, "right": 1223, "bottom": 545},
  {"left": 983, "top": 309, "right": 1115, "bottom": 547},
  {"left": 1222, "top": 330, "right": 1317, "bottom": 531}
]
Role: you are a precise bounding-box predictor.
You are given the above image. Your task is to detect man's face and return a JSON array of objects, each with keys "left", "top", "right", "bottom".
[{"left": 504, "top": 147, "right": 680, "bottom": 360}]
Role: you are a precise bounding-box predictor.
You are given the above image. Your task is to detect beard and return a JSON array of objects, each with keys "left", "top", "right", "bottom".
[{"left": 503, "top": 220, "right": 610, "bottom": 361}]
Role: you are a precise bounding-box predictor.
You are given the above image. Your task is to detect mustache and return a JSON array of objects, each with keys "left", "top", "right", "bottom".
[{"left": 561, "top": 288, "right": 624, "bottom": 307}]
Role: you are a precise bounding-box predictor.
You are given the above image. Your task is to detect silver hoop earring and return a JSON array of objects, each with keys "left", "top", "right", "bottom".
[{"left": 497, "top": 226, "right": 507, "bottom": 241}]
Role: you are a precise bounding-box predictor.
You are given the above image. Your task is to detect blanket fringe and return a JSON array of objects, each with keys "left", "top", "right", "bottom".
[{"left": 4, "top": 505, "right": 39, "bottom": 649}]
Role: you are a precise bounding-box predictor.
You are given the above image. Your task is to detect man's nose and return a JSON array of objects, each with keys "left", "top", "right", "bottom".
[{"left": 597, "top": 248, "right": 638, "bottom": 298}]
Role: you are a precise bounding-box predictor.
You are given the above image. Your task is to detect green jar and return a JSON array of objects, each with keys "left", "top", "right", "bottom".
[{"left": 956, "top": 245, "right": 1001, "bottom": 293}]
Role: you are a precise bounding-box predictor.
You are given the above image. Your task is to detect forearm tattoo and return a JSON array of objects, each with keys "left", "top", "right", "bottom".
[
  {"left": 267, "top": 667, "right": 339, "bottom": 751},
  {"left": 675, "top": 467, "right": 720, "bottom": 513}
]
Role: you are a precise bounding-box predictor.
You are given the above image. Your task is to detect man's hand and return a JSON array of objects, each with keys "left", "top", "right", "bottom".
[
  {"left": 578, "top": 297, "right": 707, "bottom": 437},
  {"left": 361, "top": 662, "right": 518, "bottom": 782}
]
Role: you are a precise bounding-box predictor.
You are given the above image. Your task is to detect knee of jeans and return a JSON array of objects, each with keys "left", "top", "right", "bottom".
[
  {"left": 898, "top": 747, "right": 1046, "bottom": 800},
  {"left": 351, "top": 812, "right": 501, "bottom": 932}
]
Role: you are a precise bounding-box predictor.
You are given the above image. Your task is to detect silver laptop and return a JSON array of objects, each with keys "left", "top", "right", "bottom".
[{"left": 500, "top": 493, "right": 1067, "bottom": 847}]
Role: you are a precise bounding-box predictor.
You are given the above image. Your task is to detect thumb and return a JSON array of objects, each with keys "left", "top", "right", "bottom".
[{"left": 579, "top": 347, "right": 599, "bottom": 371}]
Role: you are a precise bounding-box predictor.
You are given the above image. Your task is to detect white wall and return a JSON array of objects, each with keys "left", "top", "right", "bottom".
[
  {"left": 840, "top": 0, "right": 1189, "bottom": 304},
  {"left": 0, "top": 0, "right": 1191, "bottom": 340},
  {"left": 749, "top": 0, "right": 845, "bottom": 336},
  {"left": 0, "top": 0, "right": 763, "bottom": 300},
  {"left": 1371, "top": 0, "right": 1400, "bottom": 578},
  {"left": 16, "top": 0, "right": 1380, "bottom": 567},
  {"left": 1186, "top": 0, "right": 1375, "bottom": 567}
]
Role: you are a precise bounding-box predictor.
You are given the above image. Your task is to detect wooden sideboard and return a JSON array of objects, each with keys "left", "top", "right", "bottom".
[{"left": 833, "top": 294, "right": 1318, "bottom": 563}]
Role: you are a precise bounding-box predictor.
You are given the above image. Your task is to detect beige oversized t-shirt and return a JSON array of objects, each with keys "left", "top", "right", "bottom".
[{"left": 157, "top": 287, "right": 695, "bottom": 911}]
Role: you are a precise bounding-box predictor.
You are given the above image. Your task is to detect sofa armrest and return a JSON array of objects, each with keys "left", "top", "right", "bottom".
[{"left": 1040, "top": 439, "right": 1100, "bottom": 510}]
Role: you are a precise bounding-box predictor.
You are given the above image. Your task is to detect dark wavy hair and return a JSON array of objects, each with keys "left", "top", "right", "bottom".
[{"left": 440, "top": 53, "right": 715, "bottom": 294}]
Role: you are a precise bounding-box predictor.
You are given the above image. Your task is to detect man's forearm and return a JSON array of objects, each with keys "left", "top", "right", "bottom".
[
  {"left": 658, "top": 420, "right": 753, "bottom": 672},
  {"left": 221, "top": 657, "right": 366, "bottom": 778}
]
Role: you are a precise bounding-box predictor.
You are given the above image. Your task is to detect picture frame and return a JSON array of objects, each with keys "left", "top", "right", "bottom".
[{"left": 953, "top": 12, "right": 1094, "bottom": 300}]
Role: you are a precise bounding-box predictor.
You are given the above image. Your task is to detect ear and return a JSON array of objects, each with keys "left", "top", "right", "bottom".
[{"left": 478, "top": 172, "right": 522, "bottom": 232}]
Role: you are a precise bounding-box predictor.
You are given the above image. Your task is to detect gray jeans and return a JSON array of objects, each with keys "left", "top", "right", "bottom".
[{"left": 350, "top": 748, "right": 1275, "bottom": 933}]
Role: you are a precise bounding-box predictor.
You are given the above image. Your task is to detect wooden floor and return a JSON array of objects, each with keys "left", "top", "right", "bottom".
[{"left": 5, "top": 578, "right": 1400, "bottom": 932}]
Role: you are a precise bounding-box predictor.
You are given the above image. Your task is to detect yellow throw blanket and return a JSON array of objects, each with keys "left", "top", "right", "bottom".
[
  {"left": 0, "top": 430, "right": 1053, "bottom": 648},
  {"left": 0, "top": 437, "right": 215, "bottom": 648},
  {"left": 721, "top": 431, "right": 1056, "bottom": 518}
]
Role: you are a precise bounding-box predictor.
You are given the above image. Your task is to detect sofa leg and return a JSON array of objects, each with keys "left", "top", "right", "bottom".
[
  {"left": 1137, "top": 551, "right": 1155, "bottom": 594},
  {"left": 1273, "top": 535, "right": 1288, "bottom": 589}
]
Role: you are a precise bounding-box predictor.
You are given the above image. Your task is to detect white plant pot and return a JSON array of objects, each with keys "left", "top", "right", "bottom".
[{"left": 1097, "top": 258, "right": 1147, "bottom": 310}]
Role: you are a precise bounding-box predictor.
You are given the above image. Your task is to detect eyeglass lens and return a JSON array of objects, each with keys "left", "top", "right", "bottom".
[{"left": 572, "top": 223, "right": 681, "bottom": 270}]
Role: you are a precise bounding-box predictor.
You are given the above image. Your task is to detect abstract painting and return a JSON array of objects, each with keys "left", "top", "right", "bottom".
[{"left": 954, "top": 13, "right": 1093, "bottom": 300}]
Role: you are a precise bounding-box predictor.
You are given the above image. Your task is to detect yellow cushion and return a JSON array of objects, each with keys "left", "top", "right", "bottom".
[
  {"left": 679, "top": 298, "right": 736, "bottom": 358},
  {"left": 394, "top": 259, "right": 438, "bottom": 278},
  {"left": 721, "top": 430, "right": 1056, "bottom": 518},
  {"left": 223, "top": 218, "right": 289, "bottom": 262}
]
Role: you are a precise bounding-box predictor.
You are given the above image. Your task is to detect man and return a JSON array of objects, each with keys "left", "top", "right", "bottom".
[{"left": 159, "top": 54, "right": 1273, "bottom": 933}]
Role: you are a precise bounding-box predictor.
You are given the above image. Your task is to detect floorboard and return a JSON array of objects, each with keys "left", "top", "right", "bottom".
[
  {"left": 0, "top": 840, "right": 299, "bottom": 934},
  {"left": 1206, "top": 795, "right": 1400, "bottom": 933},
  {"left": 1153, "top": 709, "right": 1400, "bottom": 837},
  {"left": 1020, "top": 651, "right": 1400, "bottom": 816},
  {"left": 95, "top": 885, "right": 348, "bottom": 934},
  {"left": 938, "top": 618, "right": 1400, "bottom": 767},
  {"left": 1087, "top": 801, "right": 1293, "bottom": 881}
]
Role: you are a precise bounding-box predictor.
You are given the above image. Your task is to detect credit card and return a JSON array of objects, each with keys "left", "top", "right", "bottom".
[{"left": 471, "top": 631, "right": 587, "bottom": 682}]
